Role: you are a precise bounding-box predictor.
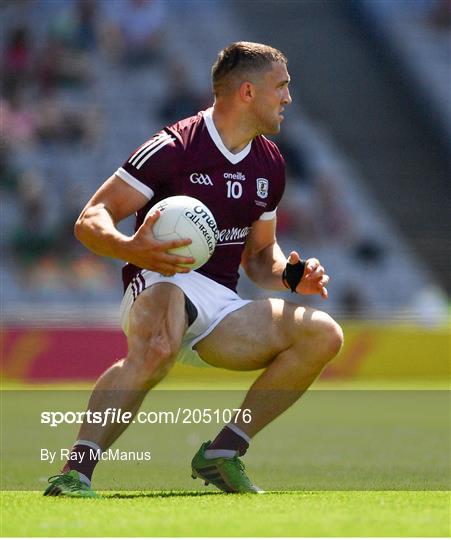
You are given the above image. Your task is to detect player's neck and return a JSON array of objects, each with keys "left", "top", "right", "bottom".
[{"left": 211, "top": 105, "right": 255, "bottom": 154}]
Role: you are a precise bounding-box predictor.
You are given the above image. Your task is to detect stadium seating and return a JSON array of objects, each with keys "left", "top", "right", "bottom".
[{"left": 1, "top": 0, "right": 447, "bottom": 324}]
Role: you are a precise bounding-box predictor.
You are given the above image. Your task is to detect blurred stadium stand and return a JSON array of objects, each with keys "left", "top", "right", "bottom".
[
  {"left": 348, "top": 0, "right": 451, "bottom": 295},
  {"left": 1, "top": 0, "right": 449, "bottom": 327},
  {"left": 358, "top": 0, "right": 451, "bottom": 142}
]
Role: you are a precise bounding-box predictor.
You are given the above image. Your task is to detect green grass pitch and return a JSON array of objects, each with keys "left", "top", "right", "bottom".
[
  {"left": 1, "top": 490, "right": 449, "bottom": 536},
  {"left": 1, "top": 380, "right": 449, "bottom": 536}
]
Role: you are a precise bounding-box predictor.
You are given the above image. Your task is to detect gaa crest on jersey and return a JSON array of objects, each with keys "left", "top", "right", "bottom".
[
  {"left": 256, "top": 178, "right": 269, "bottom": 199},
  {"left": 190, "top": 172, "right": 213, "bottom": 186}
]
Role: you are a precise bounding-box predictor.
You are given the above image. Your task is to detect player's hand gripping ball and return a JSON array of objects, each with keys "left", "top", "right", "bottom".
[{"left": 147, "top": 195, "right": 218, "bottom": 270}]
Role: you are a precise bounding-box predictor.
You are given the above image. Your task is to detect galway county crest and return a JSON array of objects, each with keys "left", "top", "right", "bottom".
[{"left": 256, "top": 178, "right": 269, "bottom": 199}]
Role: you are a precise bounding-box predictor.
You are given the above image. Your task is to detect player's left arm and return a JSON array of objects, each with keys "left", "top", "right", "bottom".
[{"left": 241, "top": 218, "right": 330, "bottom": 298}]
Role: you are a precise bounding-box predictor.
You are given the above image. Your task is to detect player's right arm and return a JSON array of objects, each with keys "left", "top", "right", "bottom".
[{"left": 74, "top": 175, "right": 194, "bottom": 274}]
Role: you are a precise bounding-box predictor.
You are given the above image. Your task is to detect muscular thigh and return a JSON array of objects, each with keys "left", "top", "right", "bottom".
[{"left": 195, "top": 298, "right": 321, "bottom": 370}]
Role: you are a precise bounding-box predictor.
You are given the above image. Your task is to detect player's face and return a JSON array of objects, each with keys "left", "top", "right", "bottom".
[{"left": 252, "top": 62, "right": 292, "bottom": 135}]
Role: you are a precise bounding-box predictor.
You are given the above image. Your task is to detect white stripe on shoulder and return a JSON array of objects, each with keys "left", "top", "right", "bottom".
[
  {"left": 129, "top": 133, "right": 169, "bottom": 166},
  {"left": 135, "top": 137, "right": 175, "bottom": 169},
  {"left": 259, "top": 209, "right": 277, "bottom": 221},
  {"left": 115, "top": 167, "right": 154, "bottom": 200}
]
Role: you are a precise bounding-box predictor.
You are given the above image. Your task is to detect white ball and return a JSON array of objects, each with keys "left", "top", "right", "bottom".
[{"left": 148, "top": 195, "right": 218, "bottom": 270}]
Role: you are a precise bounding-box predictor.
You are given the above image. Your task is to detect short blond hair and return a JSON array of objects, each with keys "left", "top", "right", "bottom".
[{"left": 212, "top": 41, "right": 287, "bottom": 96}]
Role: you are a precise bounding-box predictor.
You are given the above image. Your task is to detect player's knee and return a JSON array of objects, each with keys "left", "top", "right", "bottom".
[
  {"left": 313, "top": 314, "right": 343, "bottom": 366},
  {"left": 145, "top": 336, "right": 178, "bottom": 374},
  {"left": 325, "top": 319, "right": 344, "bottom": 358},
  {"left": 295, "top": 312, "right": 343, "bottom": 369},
  {"left": 128, "top": 336, "right": 178, "bottom": 385}
]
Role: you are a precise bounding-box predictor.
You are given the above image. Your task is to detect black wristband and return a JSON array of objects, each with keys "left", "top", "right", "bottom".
[{"left": 282, "top": 259, "right": 306, "bottom": 292}]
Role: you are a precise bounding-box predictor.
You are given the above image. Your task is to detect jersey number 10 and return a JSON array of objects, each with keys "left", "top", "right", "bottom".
[{"left": 226, "top": 181, "right": 243, "bottom": 199}]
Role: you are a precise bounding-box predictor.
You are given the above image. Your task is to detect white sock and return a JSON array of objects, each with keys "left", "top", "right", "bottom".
[
  {"left": 226, "top": 423, "right": 251, "bottom": 443},
  {"left": 204, "top": 449, "right": 237, "bottom": 459},
  {"left": 74, "top": 439, "right": 102, "bottom": 453}
]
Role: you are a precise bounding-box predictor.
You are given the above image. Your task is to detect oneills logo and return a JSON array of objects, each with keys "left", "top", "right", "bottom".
[{"left": 224, "top": 172, "right": 246, "bottom": 181}]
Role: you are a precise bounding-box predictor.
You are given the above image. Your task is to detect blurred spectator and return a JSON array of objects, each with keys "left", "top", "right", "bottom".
[
  {"left": 10, "top": 172, "right": 56, "bottom": 266},
  {"left": 277, "top": 181, "right": 318, "bottom": 241},
  {"left": 1, "top": 88, "right": 37, "bottom": 148},
  {"left": 2, "top": 88, "right": 101, "bottom": 147},
  {"left": 312, "top": 172, "right": 353, "bottom": 243},
  {"left": 0, "top": 147, "right": 20, "bottom": 194},
  {"left": 36, "top": 0, "right": 98, "bottom": 94},
  {"left": 279, "top": 170, "right": 358, "bottom": 248},
  {"left": 37, "top": 33, "right": 91, "bottom": 92},
  {"left": 34, "top": 95, "right": 101, "bottom": 146},
  {"left": 276, "top": 134, "right": 310, "bottom": 184},
  {"left": 339, "top": 284, "right": 369, "bottom": 318},
  {"left": 351, "top": 238, "right": 386, "bottom": 266},
  {"left": 100, "top": 0, "right": 167, "bottom": 66},
  {"left": 27, "top": 255, "right": 68, "bottom": 293},
  {"left": 24, "top": 253, "right": 115, "bottom": 294},
  {"left": 47, "top": 0, "right": 99, "bottom": 51},
  {"left": 158, "top": 62, "right": 207, "bottom": 125},
  {"left": 2, "top": 26, "right": 33, "bottom": 96},
  {"left": 69, "top": 254, "right": 116, "bottom": 292},
  {"left": 75, "top": 0, "right": 99, "bottom": 50},
  {"left": 54, "top": 184, "right": 88, "bottom": 255}
]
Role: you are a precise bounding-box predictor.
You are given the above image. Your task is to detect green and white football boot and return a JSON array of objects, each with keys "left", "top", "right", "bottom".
[
  {"left": 191, "top": 441, "right": 264, "bottom": 493},
  {"left": 44, "top": 470, "right": 99, "bottom": 498}
]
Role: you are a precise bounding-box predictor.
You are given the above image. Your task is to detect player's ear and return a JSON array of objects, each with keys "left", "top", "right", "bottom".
[{"left": 239, "top": 81, "right": 255, "bottom": 102}]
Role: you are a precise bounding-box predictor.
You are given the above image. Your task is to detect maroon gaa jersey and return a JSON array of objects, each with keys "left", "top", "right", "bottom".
[{"left": 116, "top": 108, "right": 286, "bottom": 293}]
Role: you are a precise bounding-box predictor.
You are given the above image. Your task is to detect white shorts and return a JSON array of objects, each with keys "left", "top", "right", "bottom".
[{"left": 119, "top": 270, "right": 251, "bottom": 367}]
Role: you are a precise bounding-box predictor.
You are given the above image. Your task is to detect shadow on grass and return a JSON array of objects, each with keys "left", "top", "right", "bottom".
[
  {"left": 106, "top": 490, "right": 224, "bottom": 499},
  {"left": 105, "top": 490, "right": 315, "bottom": 499}
]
